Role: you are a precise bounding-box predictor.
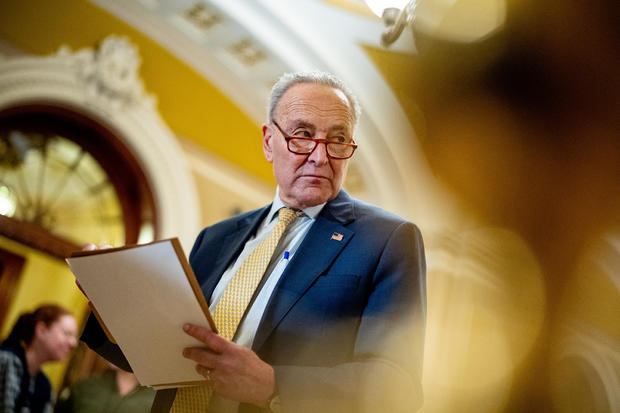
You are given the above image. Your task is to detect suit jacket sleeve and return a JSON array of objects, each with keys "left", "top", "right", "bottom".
[
  {"left": 80, "top": 313, "right": 133, "bottom": 372},
  {"left": 273, "top": 221, "right": 426, "bottom": 413}
]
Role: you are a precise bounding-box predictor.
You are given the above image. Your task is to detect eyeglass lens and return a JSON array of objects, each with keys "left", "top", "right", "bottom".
[{"left": 288, "top": 138, "right": 353, "bottom": 158}]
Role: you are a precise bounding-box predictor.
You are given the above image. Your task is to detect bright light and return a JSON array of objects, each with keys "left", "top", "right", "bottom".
[
  {"left": 365, "top": 0, "right": 411, "bottom": 17},
  {"left": 0, "top": 185, "right": 16, "bottom": 217}
]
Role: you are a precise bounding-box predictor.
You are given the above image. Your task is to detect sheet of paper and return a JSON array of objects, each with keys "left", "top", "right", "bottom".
[{"left": 66, "top": 239, "right": 212, "bottom": 388}]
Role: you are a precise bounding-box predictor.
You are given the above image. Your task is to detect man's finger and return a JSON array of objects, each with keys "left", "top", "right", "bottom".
[
  {"left": 183, "top": 324, "right": 227, "bottom": 353},
  {"left": 183, "top": 347, "right": 218, "bottom": 367}
]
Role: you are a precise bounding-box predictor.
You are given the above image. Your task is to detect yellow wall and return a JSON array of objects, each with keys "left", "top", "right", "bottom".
[
  {"left": 0, "top": 236, "right": 88, "bottom": 390},
  {"left": 0, "top": 0, "right": 274, "bottom": 184}
]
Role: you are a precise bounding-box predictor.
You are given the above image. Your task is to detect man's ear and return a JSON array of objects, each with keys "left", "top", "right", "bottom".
[{"left": 262, "top": 124, "right": 274, "bottom": 163}]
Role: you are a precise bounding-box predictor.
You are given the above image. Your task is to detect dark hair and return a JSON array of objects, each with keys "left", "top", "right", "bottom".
[{"left": 2, "top": 304, "right": 72, "bottom": 347}]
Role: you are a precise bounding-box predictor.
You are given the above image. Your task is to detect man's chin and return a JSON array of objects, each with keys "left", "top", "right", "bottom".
[{"left": 288, "top": 190, "right": 334, "bottom": 209}]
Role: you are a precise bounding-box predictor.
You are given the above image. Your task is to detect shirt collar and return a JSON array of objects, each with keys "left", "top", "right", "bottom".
[{"left": 266, "top": 187, "right": 326, "bottom": 223}]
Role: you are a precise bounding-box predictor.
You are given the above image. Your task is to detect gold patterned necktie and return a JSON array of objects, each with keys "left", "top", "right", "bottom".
[{"left": 170, "top": 207, "right": 301, "bottom": 412}]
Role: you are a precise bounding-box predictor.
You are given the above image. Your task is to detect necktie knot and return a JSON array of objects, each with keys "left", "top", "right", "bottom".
[{"left": 278, "top": 207, "right": 301, "bottom": 227}]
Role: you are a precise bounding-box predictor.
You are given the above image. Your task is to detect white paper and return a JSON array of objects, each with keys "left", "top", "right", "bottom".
[{"left": 66, "top": 240, "right": 211, "bottom": 388}]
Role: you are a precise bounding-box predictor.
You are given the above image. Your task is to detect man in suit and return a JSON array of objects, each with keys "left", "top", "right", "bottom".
[{"left": 82, "top": 71, "right": 426, "bottom": 413}]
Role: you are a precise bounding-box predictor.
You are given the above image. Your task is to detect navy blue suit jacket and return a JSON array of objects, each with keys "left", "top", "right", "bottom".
[{"left": 83, "top": 190, "right": 426, "bottom": 413}]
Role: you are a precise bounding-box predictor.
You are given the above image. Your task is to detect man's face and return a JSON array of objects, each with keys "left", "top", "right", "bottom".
[{"left": 262, "top": 83, "right": 355, "bottom": 209}]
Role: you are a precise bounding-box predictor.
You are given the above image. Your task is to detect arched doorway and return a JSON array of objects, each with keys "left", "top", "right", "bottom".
[
  {"left": 0, "top": 102, "right": 158, "bottom": 387},
  {"left": 0, "top": 36, "right": 200, "bottom": 390},
  {"left": 0, "top": 103, "right": 156, "bottom": 256}
]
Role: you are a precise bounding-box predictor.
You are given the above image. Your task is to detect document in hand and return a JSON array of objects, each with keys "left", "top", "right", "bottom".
[{"left": 66, "top": 238, "right": 216, "bottom": 389}]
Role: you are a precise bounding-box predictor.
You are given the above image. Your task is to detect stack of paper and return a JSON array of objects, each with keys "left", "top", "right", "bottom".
[{"left": 67, "top": 238, "right": 215, "bottom": 388}]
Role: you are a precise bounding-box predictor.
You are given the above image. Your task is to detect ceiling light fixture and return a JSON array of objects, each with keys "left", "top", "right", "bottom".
[{"left": 365, "top": 0, "right": 417, "bottom": 47}]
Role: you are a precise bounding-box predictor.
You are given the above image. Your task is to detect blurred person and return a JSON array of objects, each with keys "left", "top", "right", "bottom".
[
  {"left": 55, "top": 363, "right": 155, "bottom": 413},
  {"left": 81, "top": 71, "right": 427, "bottom": 413},
  {"left": 0, "top": 304, "right": 78, "bottom": 413}
]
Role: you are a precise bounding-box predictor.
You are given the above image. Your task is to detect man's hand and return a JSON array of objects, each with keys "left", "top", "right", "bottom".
[{"left": 182, "top": 324, "right": 275, "bottom": 407}]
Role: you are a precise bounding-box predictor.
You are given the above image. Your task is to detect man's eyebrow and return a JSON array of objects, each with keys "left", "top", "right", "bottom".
[
  {"left": 329, "top": 125, "right": 349, "bottom": 133},
  {"left": 290, "top": 120, "right": 315, "bottom": 130},
  {"left": 290, "top": 120, "right": 350, "bottom": 135}
]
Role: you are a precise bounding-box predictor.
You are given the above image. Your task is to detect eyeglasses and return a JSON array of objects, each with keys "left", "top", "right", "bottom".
[{"left": 272, "top": 121, "right": 358, "bottom": 160}]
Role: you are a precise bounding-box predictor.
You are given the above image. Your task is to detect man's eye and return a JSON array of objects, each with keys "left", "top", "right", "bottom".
[
  {"left": 294, "top": 130, "right": 312, "bottom": 138},
  {"left": 330, "top": 136, "right": 346, "bottom": 143}
]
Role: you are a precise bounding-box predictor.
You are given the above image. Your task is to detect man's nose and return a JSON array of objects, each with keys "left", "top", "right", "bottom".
[{"left": 307, "top": 140, "right": 329, "bottom": 165}]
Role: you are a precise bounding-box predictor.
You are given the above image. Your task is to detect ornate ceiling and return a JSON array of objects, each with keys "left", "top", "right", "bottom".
[{"left": 0, "top": 0, "right": 442, "bottom": 221}]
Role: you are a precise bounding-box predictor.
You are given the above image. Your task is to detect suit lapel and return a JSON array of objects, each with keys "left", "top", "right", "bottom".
[
  {"left": 200, "top": 206, "right": 270, "bottom": 301},
  {"left": 252, "top": 191, "right": 356, "bottom": 352}
]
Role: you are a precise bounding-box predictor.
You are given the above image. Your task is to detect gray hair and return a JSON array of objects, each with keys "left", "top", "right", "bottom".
[{"left": 267, "top": 71, "right": 362, "bottom": 129}]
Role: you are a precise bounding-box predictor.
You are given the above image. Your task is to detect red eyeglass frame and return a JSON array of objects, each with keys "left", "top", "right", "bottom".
[{"left": 272, "top": 121, "right": 358, "bottom": 160}]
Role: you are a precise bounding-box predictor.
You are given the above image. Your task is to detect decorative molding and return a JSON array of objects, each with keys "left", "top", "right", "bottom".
[
  {"left": 227, "top": 38, "right": 268, "bottom": 67},
  {"left": 0, "top": 36, "right": 200, "bottom": 250},
  {"left": 182, "top": 2, "right": 223, "bottom": 32},
  {"left": 56, "top": 36, "right": 155, "bottom": 110}
]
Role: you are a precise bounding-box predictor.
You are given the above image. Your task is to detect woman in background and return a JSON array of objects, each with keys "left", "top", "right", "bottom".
[{"left": 0, "top": 304, "right": 78, "bottom": 413}]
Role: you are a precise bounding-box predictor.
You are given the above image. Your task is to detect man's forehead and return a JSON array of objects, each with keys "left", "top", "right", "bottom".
[{"left": 276, "top": 84, "right": 354, "bottom": 125}]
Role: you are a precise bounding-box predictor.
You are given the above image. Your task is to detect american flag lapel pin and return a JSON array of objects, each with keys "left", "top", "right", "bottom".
[{"left": 331, "top": 232, "right": 343, "bottom": 241}]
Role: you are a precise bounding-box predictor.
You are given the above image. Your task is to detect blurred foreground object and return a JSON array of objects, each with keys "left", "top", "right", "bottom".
[
  {"left": 389, "top": 0, "right": 620, "bottom": 411},
  {"left": 365, "top": 0, "right": 507, "bottom": 46},
  {"left": 423, "top": 227, "right": 545, "bottom": 412}
]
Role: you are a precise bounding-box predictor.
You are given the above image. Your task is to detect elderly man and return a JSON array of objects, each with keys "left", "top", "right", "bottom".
[{"left": 82, "top": 71, "right": 426, "bottom": 413}]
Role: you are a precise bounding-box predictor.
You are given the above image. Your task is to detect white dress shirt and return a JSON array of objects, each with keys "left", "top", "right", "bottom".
[
  {"left": 207, "top": 189, "right": 324, "bottom": 412},
  {"left": 209, "top": 187, "right": 325, "bottom": 348}
]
